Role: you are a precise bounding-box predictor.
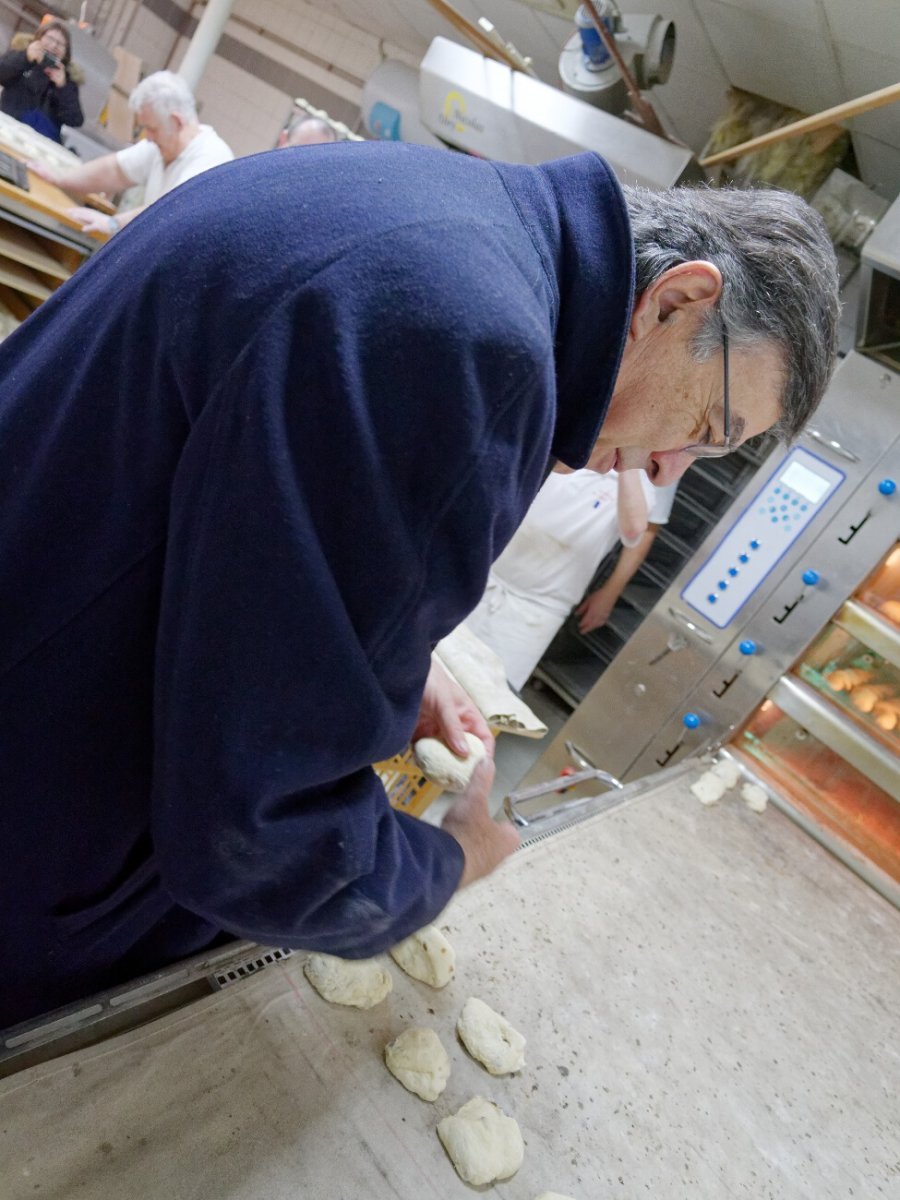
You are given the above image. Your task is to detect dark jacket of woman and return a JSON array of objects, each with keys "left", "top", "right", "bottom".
[{"left": 0, "top": 32, "right": 84, "bottom": 142}]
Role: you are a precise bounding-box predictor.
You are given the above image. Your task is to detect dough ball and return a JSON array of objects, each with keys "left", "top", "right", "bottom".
[
  {"left": 690, "top": 771, "right": 727, "bottom": 806},
  {"left": 384, "top": 1027, "right": 450, "bottom": 1101},
  {"left": 709, "top": 758, "right": 740, "bottom": 789},
  {"left": 457, "top": 996, "right": 526, "bottom": 1075},
  {"left": 412, "top": 733, "right": 487, "bottom": 792},
  {"left": 741, "top": 782, "right": 769, "bottom": 813},
  {"left": 303, "top": 953, "right": 392, "bottom": 1008},
  {"left": 389, "top": 924, "right": 455, "bottom": 989},
  {"left": 437, "top": 1096, "right": 524, "bottom": 1186}
]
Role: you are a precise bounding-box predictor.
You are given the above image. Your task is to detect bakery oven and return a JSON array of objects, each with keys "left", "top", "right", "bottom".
[{"left": 515, "top": 194, "right": 900, "bottom": 907}]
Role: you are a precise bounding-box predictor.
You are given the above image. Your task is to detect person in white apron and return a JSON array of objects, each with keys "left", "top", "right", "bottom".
[{"left": 465, "top": 469, "right": 676, "bottom": 690}]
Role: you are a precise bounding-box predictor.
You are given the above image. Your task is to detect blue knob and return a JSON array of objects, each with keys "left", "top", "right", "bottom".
[
  {"left": 802, "top": 569, "right": 820, "bottom": 586},
  {"left": 739, "top": 639, "right": 758, "bottom": 655},
  {"left": 682, "top": 712, "right": 701, "bottom": 730},
  {"left": 878, "top": 478, "right": 896, "bottom": 496}
]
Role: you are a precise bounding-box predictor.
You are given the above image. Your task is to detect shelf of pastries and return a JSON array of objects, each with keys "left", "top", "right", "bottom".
[{"left": 735, "top": 697, "right": 900, "bottom": 900}]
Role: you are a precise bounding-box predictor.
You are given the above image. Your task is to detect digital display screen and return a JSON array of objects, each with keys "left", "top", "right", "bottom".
[{"left": 780, "top": 460, "right": 831, "bottom": 503}]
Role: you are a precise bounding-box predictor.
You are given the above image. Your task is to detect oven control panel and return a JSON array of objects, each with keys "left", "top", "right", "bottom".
[{"left": 681, "top": 447, "right": 845, "bottom": 628}]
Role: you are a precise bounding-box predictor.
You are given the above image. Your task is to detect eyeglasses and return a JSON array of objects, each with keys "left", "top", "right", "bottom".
[
  {"left": 682, "top": 327, "right": 735, "bottom": 458},
  {"left": 41, "top": 35, "right": 67, "bottom": 52}
]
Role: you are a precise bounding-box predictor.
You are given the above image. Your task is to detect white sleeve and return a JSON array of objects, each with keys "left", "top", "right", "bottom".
[
  {"left": 648, "top": 481, "right": 678, "bottom": 525},
  {"left": 115, "top": 139, "right": 158, "bottom": 187}
]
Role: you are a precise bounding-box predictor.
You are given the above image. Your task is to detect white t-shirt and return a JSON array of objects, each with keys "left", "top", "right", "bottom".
[
  {"left": 464, "top": 469, "right": 676, "bottom": 690},
  {"left": 492, "top": 469, "right": 676, "bottom": 612},
  {"left": 116, "top": 125, "right": 234, "bottom": 206}
]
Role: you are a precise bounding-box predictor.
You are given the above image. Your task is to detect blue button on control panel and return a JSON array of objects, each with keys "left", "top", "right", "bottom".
[{"left": 681, "top": 448, "right": 844, "bottom": 628}]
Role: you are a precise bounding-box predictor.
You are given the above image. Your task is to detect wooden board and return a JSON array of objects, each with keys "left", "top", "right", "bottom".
[
  {"left": 0, "top": 217, "right": 72, "bottom": 280},
  {"left": 0, "top": 252, "right": 52, "bottom": 300}
]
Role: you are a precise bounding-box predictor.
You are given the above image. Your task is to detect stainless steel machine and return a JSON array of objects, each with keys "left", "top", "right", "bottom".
[{"left": 515, "top": 194, "right": 900, "bottom": 906}]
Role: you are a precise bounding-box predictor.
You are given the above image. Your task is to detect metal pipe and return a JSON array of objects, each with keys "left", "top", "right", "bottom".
[{"left": 177, "top": 0, "right": 234, "bottom": 92}]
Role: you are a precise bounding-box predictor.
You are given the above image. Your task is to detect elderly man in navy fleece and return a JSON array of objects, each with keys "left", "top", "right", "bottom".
[{"left": 0, "top": 141, "right": 839, "bottom": 1027}]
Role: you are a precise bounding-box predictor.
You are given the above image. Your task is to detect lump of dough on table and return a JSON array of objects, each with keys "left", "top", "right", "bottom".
[
  {"left": 437, "top": 1096, "right": 524, "bottom": 1186},
  {"left": 534, "top": 1193, "right": 578, "bottom": 1200},
  {"left": 412, "top": 733, "right": 486, "bottom": 792},
  {"left": 741, "top": 782, "right": 769, "bottom": 813},
  {"left": 709, "top": 758, "right": 741, "bottom": 789},
  {"left": 690, "top": 771, "right": 727, "bottom": 806},
  {"left": 384, "top": 1027, "right": 450, "bottom": 1101},
  {"left": 457, "top": 996, "right": 526, "bottom": 1075},
  {"left": 303, "top": 952, "right": 392, "bottom": 1008},
  {"left": 389, "top": 924, "right": 455, "bottom": 988}
]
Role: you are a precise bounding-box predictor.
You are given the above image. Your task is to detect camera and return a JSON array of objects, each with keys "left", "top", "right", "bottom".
[{"left": 40, "top": 51, "right": 62, "bottom": 70}]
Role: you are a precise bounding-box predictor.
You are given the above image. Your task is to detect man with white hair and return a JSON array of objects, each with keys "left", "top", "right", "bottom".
[{"left": 29, "top": 69, "right": 233, "bottom": 235}]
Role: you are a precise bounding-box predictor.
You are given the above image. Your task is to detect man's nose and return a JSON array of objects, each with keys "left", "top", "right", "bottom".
[{"left": 646, "top": 449, "right": 694, "bottom": 486}]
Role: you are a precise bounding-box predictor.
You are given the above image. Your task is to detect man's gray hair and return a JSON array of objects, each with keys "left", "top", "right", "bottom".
[
  {"left": 129, "top": 70, "right": 198, "bottom": 122},
  {"left": 622, "top": 184, "right": 840, "bottom": 441}
]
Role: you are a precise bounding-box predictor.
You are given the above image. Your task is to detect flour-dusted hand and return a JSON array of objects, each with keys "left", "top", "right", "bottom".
[
  {"left": 441, "top": 758, "right": 519, "bottom": 888},
  {"left": 66, "top": 205, "right": 113, "bottom": 234},
  {"left": 413, "top": 656, "right": 494, "bottom": 758}
]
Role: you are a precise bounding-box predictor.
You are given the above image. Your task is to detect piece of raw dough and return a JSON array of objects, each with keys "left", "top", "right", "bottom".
[
  {"left": 741, "top": 782, "right": 769, "bottom": 813},
  {"left": 457, "top": 996, "right": 526, "bottom": 1075},
  {"left": 437, "top": 1096, "right": 524, "bottom": 1186},
  {"left": 534, "top": 1193, "right": 578, "bottom": 1200},
  {"left": 412, "top": 733, "right": 487, "bottom": 792},
  {"left": 709, "top": 758, "right": 741, "bottom": 789},
  {"left": 303, "top": 953, "right": 392, "bottom": 1008},
  {"left": 691, "top": 771, "right": 727, "bottom": 806},
  {"left": 389, "top": 924, "right": 455, "bottom": 988},
  {"left": 384, "top": 1027, "right": 450, "bottom": 1101}
]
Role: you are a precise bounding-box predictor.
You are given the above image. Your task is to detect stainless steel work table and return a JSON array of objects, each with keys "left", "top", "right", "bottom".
[{"left": 1, "top": 762, "right": 897, "bottom": 1199}]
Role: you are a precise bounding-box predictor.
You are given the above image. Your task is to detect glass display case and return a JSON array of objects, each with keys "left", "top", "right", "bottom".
[{"left": 734, "top": 541, "right": 900, "bottom": 897}]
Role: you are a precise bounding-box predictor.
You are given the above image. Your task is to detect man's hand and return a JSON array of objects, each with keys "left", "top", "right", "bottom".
[
  {"left": 413, "top": 657, "right": 494, "bottom": 758},
  {"left": 442, "top": 759, "right": 520, "bottom": 888},
  {"left": 66, "top": 205, "right": 114, "bottom": 234},
  {"left": 575, "top": 584, "right": 616, "bottom": 633},
  {"left": 27, "top": 160, "right": 61, "bottom": 187}
]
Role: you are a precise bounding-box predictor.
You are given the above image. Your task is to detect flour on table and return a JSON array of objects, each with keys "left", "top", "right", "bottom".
[
  {"left": 389, "top": 925, "right": 455, "bottom": 988},
  {"left": 437, "top": 1096, "right": 524, "bottom": 1186},
  {"left": 457, "top": 996, "right": 526, "bottom": 1075},
  {"left": 303, "top": 953, "right": 392, "bottom": 1008},
  {"left": 412, "top": 733, "right": 486, "bottom": 792},
  {"left": 384, "top": 1027, "right": 450, "bottom": 1101}
]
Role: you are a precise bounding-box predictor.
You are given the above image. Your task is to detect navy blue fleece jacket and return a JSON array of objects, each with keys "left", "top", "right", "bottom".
[{"left": 0, "top": 141, "right": 633, "bottom": 1026}]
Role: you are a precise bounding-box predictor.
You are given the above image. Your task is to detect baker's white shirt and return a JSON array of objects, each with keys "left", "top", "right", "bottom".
[
  {"left": 492, "top": 470, "right": 675, "bottom": 613},
  {"left": 465, "top": 470, "right": 676, "bottom": 690},
  {"left": 116, "top": 125, "right": 234, "bottom": 206}
]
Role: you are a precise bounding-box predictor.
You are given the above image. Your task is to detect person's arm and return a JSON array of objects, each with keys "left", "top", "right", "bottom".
[
  {"left": 50, "top": 74, "right": 84, "bottom": 129},
  {"left": 616, "top": 467, "right": 649, "bottom": 546},
  {"left": 27, "top": 152, "right": 132, "bottom": 199},
  {"left": 0, "top": 47, "right": 31, "bottom": 85},
  {"left": 149, "top": 230, "right": 542, "bottom": 957},
  {"left": 575, "top": 524, "right": 660, "bottom": 633},
  {"left": 65, "top": 203, "right": 146, "bottom": 235}
]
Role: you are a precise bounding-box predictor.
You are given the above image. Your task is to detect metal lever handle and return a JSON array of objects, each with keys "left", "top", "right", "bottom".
[{"left": 503, "top": 766, "right": 624, "bottom": 828}]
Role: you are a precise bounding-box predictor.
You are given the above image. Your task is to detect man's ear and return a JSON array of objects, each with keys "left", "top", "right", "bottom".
[{"left": 630, "top": 260, "right": 722, "bottom": 339}]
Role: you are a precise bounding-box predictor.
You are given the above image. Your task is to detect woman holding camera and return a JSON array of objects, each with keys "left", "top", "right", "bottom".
[{"left": 0, "top": 20, "right": 84, "bottom": 143}]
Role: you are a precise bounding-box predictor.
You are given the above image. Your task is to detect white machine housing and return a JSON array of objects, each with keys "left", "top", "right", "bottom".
[{"left": 362, "top": 38, "right": 700, "bottom": 189}]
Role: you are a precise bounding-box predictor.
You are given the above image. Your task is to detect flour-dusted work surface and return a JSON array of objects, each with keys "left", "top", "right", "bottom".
[{"left": 1, "top": 773, "right": 898, "bottom": 1199}]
